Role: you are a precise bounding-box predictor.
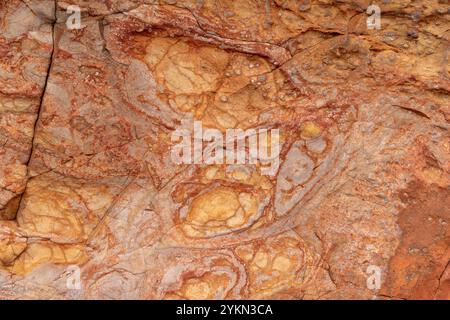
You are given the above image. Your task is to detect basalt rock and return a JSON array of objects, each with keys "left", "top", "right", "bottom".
[{"left": 0, "top": 0, "right": 448, "bottom": 300}]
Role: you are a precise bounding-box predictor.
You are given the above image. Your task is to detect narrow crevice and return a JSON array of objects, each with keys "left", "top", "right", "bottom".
[
  {"left": 12, "top": 0, "right": 58, "bottom": 220},
  {"left": 393, "top": 104, "right": 431, "bottom": 120},
  {"left": 435, "top": 260, "right": 450, "bottom": 297},
  {"left": 0, "top": 195, "right": 21, "bottom": 220}
]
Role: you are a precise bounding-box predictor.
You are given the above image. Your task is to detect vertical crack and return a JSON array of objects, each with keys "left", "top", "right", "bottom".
[
  {"left": 264, "top": 0, "right": 272, "bottom": 29},
  {"left": 435, "top": 260, "right": 450, "bottom": 297},
  {"left": 12, "top": 0, "right": 58, "bottom": 219}
]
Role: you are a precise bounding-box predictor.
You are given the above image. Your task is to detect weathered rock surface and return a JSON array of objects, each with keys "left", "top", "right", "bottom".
[{"left": 0, "top": 0, "right": 449, "bottom": 299}]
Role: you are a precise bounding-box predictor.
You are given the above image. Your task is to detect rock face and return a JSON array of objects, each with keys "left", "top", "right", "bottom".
[{"left": 0, "top": 0, "right": 449, "bottom": 300}]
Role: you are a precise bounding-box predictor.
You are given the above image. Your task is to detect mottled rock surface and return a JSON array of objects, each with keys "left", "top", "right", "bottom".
[{"left": 0, "top": 0, "right": 449, "bottom": 299}]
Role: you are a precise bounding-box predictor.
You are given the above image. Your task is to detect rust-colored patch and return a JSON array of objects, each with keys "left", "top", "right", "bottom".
[{"left": 381, "top": 181, "right": 450, "bottom": 299}]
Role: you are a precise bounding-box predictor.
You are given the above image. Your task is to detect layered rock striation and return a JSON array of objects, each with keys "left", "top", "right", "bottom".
[{"left": 0, "top": 0, "right": 448, "bottom": 299}]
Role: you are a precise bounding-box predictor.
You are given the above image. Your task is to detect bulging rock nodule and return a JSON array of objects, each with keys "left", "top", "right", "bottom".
[{"left": 0, "top": 0, "right": 449, "bottom": 300}]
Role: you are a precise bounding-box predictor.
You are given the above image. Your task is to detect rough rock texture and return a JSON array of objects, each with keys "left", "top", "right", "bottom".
[{"left": 0, "top": 0, "right": 449, "bottom": 300}]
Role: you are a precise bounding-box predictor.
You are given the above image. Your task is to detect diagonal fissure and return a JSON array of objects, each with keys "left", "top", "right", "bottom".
[{"left": 12, "top": 0, "right": 58, "bottom": 220}]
